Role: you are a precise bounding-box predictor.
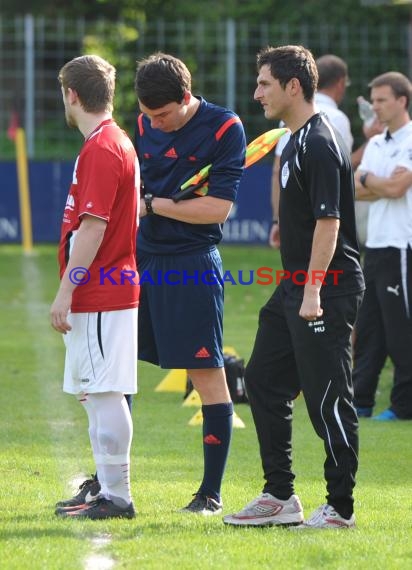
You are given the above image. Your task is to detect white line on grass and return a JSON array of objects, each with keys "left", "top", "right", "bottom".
[
  {"left": 21, "top": 255, "right": 115, "bottom": 570},
  {"left": 84, "top": 533, "right": 115, "bottom": 570},
  {"left": 21, "top": 254, "right": 78, "bottom": 481},
  {"left": 84, "top": 554, "right": 115, "bottom": 570}
]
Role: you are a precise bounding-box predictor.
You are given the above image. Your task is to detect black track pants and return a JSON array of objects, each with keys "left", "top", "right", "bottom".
[{"left": 245, "top": 283, "right": 363, "bottom": 518}]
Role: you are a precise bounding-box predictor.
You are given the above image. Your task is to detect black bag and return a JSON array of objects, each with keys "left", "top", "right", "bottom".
[
  {"left": 184, "top": 352, "right": 248, "bottom": 404},
  {"left": 223, "top": 353, "right": 248, "bottom": 404}
]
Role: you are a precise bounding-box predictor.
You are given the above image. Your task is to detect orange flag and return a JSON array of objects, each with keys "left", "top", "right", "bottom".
[{"left": 7, "top": 111, "right": 20, "bottom": 141}]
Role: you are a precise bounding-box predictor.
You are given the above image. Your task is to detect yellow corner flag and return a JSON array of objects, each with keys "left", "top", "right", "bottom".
[{"left": 15, "top": 127, "right": 33, "bottom": 254}]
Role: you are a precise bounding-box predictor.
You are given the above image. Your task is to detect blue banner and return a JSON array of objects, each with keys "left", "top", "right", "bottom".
[{"left": 0, "top": 161, "right": 272, "bottom": 245}]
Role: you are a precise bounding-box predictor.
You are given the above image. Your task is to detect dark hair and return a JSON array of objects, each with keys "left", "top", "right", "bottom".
[
  {"left": 256, "top": 45, "right": 318, "bottom": 103},
  {"left": 316, "top": 54, "right": 348, "bottom": 90},
  {"left": 58, "top": 55, "right": 115, "bottom": 113},
  {"left": 135, "top": 52, "right": 192, "bottom": 109},
  {"left": 369, "top": 71, "right": 412, "bottom": 108}
]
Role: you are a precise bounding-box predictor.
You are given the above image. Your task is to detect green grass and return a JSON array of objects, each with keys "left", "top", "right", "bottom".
[{"left": 0, "top": 244, "right": 410, "bottom": 570}]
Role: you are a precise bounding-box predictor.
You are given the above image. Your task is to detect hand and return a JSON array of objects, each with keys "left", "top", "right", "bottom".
[
  {"left": 50, "top": 289, "right": 72, "bottom": 333},
  {"left": 362, "top": 118, "right": 384, "bottom": 139},
  {"left": 391, "top": 166, "right": 407, "bottom": 177},
  {"left": 354, "top": 169, "right": 366, "bottom": 185},
  {"left": 299, "top": 288, "right": 323, "bottom": 321},
  {"left": 269, "top": 222, "right": 280, "bottom": 249}
]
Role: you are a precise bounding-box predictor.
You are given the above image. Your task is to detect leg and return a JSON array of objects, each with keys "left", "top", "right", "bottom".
[
  {"left": 188, "top": 367, "right": 233, "bottom": 502},
  {"left": 54, "top": 393, "right": 101, "bottom": 509},
  {"left": 88, "top": 392, "right": 132, "bottom": 487},
  {"left": 57, "top": 309, "right": 137, "bottom": 518},
  {"left": 353, "top": 251, "right": 387, "bottom": 410},
  {"left": 82, "top": 391, "right": 133, "bottom": 507},
  {"left": 288, "top": 293, "right": 362, "bottom": 519},
  {"left": 377, "top": 247, "right": 412, "bottom": 418},
  {"left": 245, "top": 286, "right": 300, "bottom": 499},
  {"left": 223, "top": 286, "right": 304, "bottom": 527},
  {"left": 138, "top": 260, "right": 160, "bottom": 365},
  {"left": 142, "top": 249, "right": 230, "bottom": 513}
]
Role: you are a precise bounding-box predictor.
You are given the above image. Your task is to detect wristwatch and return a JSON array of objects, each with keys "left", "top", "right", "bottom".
[
  {"left": 144, "top": 193, "right": 154, "bottom": 215},
  {"left": 359, "top": 172, "right": 369, "bottom": 188}
]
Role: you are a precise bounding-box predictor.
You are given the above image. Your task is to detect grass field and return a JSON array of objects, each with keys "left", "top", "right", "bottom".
[{"left": 0, "top": 244, "right": 410, "bottom": 570}]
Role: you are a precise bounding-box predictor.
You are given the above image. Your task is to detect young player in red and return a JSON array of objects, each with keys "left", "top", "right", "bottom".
[{"left": 51, "top": 54, "right": 139, "bottom": 519}]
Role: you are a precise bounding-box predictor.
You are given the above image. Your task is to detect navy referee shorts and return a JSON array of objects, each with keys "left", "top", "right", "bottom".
[{"left": 137, "top": 248, "right": 224, "bottom": 369}]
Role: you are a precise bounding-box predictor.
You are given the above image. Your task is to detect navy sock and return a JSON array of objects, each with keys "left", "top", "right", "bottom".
[{"left": 198, "top": 402, "right": 233, "bottom": 501}]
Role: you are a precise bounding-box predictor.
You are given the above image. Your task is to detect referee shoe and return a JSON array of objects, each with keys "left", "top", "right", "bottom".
[
  {"left": 223, "top": 493, "right": 303, "bottom": 526},
  {"left": 291, "top": 504, "right": 355, "bottom": 529},
  {"left": 180, "top": 493, "right": 223, "bottom": 515}
]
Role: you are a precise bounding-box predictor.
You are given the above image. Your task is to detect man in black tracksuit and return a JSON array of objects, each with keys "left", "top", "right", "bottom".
[{"left": 224, "top": 45, "right": 365, "bottom": 529}]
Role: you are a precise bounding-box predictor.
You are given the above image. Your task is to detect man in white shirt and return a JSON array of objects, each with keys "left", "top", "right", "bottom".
[
  {"left": 353, "top": 71, "right": 412, "bottom": 421},
  {"left": 270, "top": 54, "right": 379, "bottom": 248}
]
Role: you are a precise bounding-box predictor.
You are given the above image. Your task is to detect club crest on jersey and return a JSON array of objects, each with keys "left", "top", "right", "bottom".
[
  {"left": 281, "top": 162, "right": 290, "bottom": 188},
  {"left": 65, "top": 194, "right": 75, "bottom": 211}
]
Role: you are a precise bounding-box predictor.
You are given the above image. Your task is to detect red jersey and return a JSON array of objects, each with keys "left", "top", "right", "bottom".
[{"left": 59, "top": 119, "right": 140, "bottom": 312}]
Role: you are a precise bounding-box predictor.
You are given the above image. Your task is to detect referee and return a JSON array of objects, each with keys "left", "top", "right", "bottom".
[{"left": 224, "top": 45, "right": 365, "bottom": 529}]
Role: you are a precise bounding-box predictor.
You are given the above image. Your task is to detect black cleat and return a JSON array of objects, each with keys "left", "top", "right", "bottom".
[
  {"left": 56, "top": 497, "right": 136, "bottom": 519},
  {"left": 55, "top": 477, "right": 101, "bottom": 508}
]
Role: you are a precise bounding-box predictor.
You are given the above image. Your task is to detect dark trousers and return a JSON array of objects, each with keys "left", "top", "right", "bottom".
[
  {"left": 353, "top": 247, "right": 412, "bottom": 418},
  {"left": 245, "top": 283, "right": 363, "bottom": 518}
]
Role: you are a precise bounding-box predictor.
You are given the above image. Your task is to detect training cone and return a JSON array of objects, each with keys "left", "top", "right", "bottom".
[
  {"left": 188, "top": 409, "right": 246, "bottom": 428},
  {"left": 182, "top": 389, "right": 202, "bottom": 407},
  {"left": 155, "top": 369, "right": 187, "bottom": 392},
  {"left": 188, "top": 409, "right": 203, "bottom": 426},
  {"left": 223, "top": 345, "right": 238, "bottom": 357},
  {"left": 232, "top": 412, "right": 246, "bottom": 428}
]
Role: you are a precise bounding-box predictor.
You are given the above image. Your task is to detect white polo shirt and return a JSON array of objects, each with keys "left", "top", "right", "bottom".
[{"left": 359, "top": 121, "right": 412, "bottom": 249}]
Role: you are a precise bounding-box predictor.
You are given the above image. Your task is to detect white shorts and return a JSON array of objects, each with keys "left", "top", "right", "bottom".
[{"left": 63, "top": 308, "right": 138, "bottom": 395}]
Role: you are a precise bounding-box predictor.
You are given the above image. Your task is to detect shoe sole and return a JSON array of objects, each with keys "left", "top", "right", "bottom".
[
  {"left": 55, "top": 504, "right": 87, "bottom": 515},
  {"left": 180, "top": 508, "right": 223, "bottom": 516},
  {"left": 56, "top": 509, "right": 135, "bottom": 520},
  {"left": 290, "top": 523, "right": 355, "bottom": 530},
  {"left": 223, "top": 514, "right": 304, "bottom": 527}
]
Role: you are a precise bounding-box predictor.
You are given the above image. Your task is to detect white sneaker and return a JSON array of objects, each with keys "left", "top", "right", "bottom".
[
  {"left": 223, "top": 493, "right": 304, "bottom": 527},
  {"left": 292, "top": 504, "right": 355, "bottom": 529}
]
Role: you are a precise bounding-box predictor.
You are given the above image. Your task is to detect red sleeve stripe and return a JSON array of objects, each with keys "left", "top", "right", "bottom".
[
  {"left": 137, "top": 113, "right": 144, "bottom": 136},
  {"left": 215, "top": 116, "right": 241, "bottom": 141}
]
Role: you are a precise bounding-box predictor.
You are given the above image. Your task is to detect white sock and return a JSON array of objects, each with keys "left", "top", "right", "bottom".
[
  {"left": 78, "top": 393, "right": 99, "bottom": 469},
  {"left": 83, "top": 391, "right": 133, "bottom": 507}
]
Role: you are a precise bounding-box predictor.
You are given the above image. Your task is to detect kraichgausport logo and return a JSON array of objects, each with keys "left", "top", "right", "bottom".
[{"left": 67, "top": 267, "right": 343, "bottom": 287}]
